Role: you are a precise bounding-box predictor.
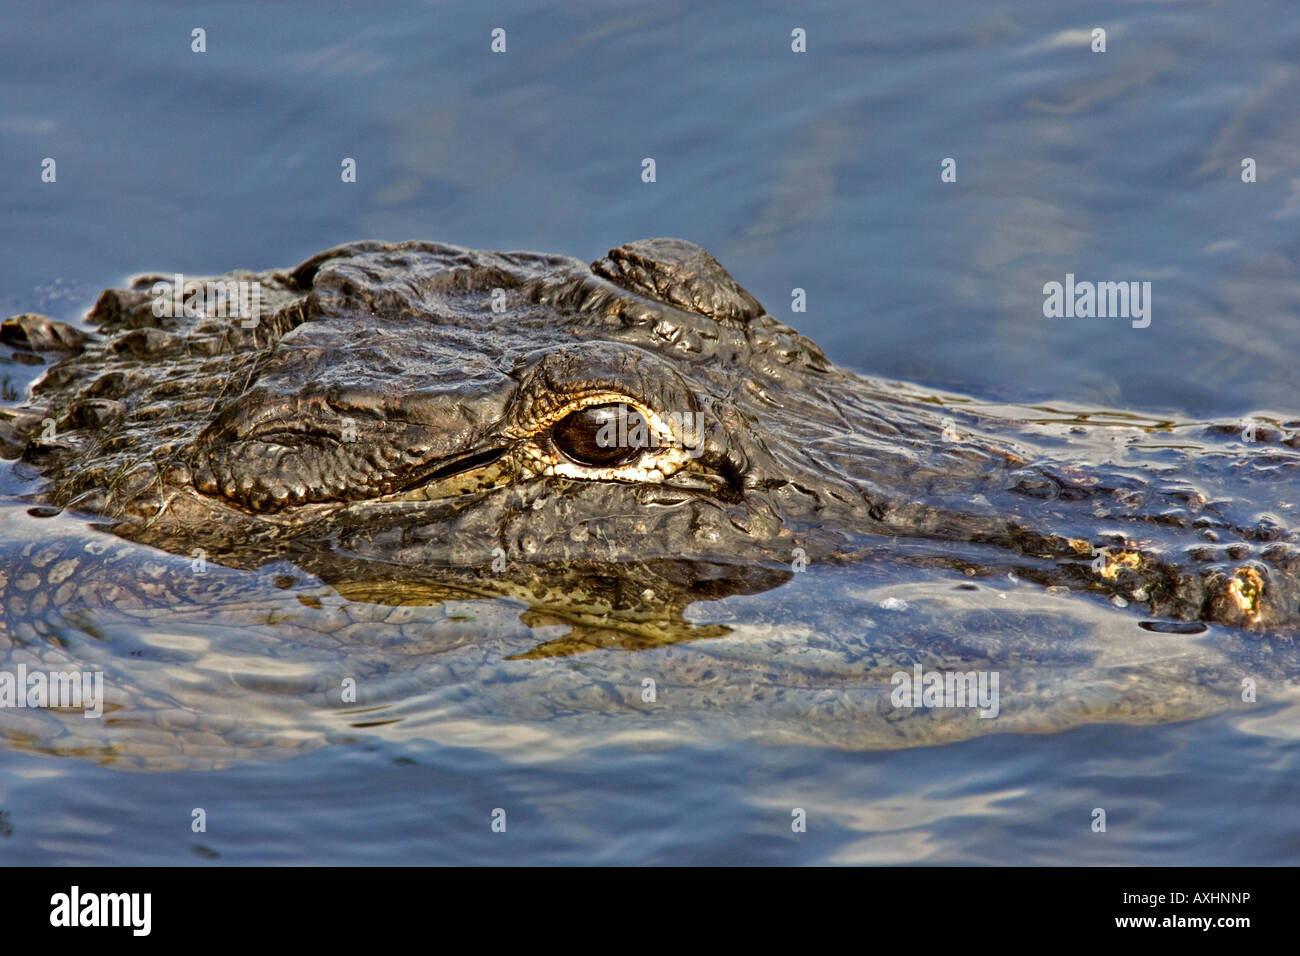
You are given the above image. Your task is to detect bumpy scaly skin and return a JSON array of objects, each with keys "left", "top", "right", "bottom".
[{"left": 2, "top": 238, "right": 1300, "bottom": 634}]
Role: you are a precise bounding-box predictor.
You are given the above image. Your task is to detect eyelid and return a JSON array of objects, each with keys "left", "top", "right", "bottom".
[{"left": 506, "top": 391, "right": 658, "bottom": 437}]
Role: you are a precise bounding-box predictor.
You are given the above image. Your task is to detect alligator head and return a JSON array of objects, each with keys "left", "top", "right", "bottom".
[{"left": 3, "top": 238, "right": 1300, "bottom": 639}]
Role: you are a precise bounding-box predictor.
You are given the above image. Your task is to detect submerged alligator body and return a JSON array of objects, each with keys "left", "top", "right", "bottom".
[{"left": 2, "top": 238, "right": 1298, "bottom": 638}]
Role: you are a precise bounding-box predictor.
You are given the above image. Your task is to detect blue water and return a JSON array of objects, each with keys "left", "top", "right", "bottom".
[
  {"left": 2, "top": 0, "right": 1299, "bottom": 864},
  {"left": 1, "top": 713, "right": 1297, "bottom": 865}
]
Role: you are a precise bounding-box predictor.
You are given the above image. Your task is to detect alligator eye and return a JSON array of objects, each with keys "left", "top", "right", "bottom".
[{"left": 552, "top": 403, "right": 646, "bottom": 468}]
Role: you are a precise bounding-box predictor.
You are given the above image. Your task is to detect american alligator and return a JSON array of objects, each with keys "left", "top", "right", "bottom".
[
  {"left": 0, "top": 239, "right": 1298, "bottom": 763},
  {"left": 3, "top": 238, "right": 1298, "bottom": 633}
]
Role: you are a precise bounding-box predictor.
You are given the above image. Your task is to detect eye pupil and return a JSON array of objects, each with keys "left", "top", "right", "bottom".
[{"left": 552, "top": 403, "right": 645, "bottom": 467}]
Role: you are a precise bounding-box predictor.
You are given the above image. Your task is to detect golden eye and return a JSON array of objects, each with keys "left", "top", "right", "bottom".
[{"left": 551, "top": 403, "right": 646, "bottom": 468}]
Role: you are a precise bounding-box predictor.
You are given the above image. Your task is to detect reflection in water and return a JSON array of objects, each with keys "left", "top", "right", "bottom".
[{"left": 3, "top": 504, "right": 1294, "bottom": 775}]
